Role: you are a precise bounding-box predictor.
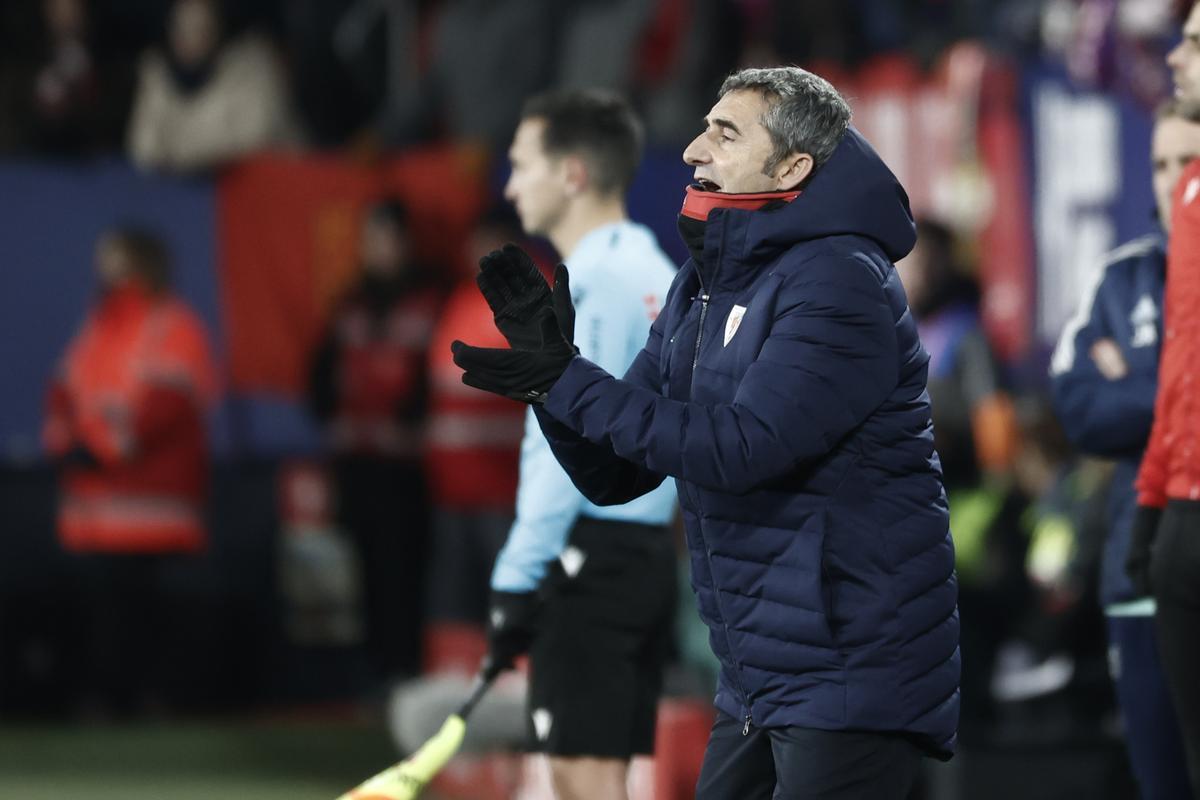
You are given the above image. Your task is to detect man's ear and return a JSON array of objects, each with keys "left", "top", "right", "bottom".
[
  {"left": 562, "top": 155, "right": 589, "bottom": 196},
  {"left": 775, "top": 153, "right": 814, "bottom": 191}
]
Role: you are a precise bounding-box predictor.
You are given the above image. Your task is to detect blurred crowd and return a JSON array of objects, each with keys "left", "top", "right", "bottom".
[
  {"left": 3, "top": 0, "right": 1197, "bottom": 798},
  {"left": 0, "top": 0, "right": 1186, "bottom": 165}
]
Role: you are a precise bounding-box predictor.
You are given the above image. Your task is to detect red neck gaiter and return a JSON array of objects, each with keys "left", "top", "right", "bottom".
[{"left": 679, "top": 184, "right": 801, "bottom": 221}]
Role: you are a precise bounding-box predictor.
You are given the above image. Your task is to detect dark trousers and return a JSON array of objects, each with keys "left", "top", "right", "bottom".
[
  {"left": 335, "top": 457, "right": 428, "bottom": 680},
  {"left": 73, "top": 553, "right": 193, "bottom": 714},
  {"left": 1106, "top": 614, "right": 1192, "bottom": 800},
  {"left": 1151, "top": 500, "right": 1200, "bottom": 796},
  {"left": 695, "top": 711, "right": 922, "bottom": 800}
]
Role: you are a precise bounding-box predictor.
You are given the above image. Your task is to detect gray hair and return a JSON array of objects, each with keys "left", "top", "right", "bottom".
[{"left": 719, "top": 66, "right": 851, "bottom": 179}]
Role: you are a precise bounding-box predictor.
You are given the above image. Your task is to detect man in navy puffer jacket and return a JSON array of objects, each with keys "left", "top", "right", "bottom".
[{"left": 453, "top": 67, "right": 960, "bottom": 799}]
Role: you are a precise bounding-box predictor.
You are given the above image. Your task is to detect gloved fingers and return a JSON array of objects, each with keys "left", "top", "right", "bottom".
[
  {"left": 497, "top": 242, "right": 548, "bottom": 298},
  {"left": 551, "top": 264, "right": 575, "bottom": 341},
  {"left": 460, "top": 369, "right": 507, "bottom": 396},
  {"left": 536, "top": 306, "right": 567, "bottom": 347},
  {"left": 476, "top": 264, "right": 515, "bottom": 311},
  {"left": 452, "top": 343, "right": 534, "bottom": 397},
  {"left": 478, "top": 245, "right": 539, "bottom": 306},
  {"left": 451, "top": 340, "right": 528, "bottom": 372},
  {"left": 479, "top": 244, "right": 528, "bottom": 278}
]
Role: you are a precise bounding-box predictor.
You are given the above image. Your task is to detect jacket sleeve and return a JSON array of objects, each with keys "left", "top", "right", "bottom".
[
  {"left": 490, "top": 409, "right": 586, "bottom": 591},
  {"left": 42, "top": 379, "right": 76, "bottom": 457},
  {"left": 123, "top": 311, "right": 218, "bottom": 456},
  {"left": 532, "top": 285, "right": 672, "bottom": 506},
  {"left": 1137, "top": 182, "right": 1200, "bottom": 507},
  {"left": 1050, "top": 264, "right": 1157, "bottom": 457},
  {"left": 1136, "top": 396, "right": 1170, "bottom": 508},
  {"left": 127, "top": 53, "right": 172, "bottom": 170},
  {"left": 541, "top": 255, "right": 899, "bottom": 495},
  {"left": 491, "top": 279, "right": 633, "bottom": 591}
]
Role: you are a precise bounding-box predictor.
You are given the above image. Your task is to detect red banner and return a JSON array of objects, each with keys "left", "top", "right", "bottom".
[{"left": 217, "top": 146, "right": 487, "bottom": 393}]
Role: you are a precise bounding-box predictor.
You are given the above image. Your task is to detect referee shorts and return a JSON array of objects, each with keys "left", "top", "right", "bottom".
[{"left": 527, "top": 517, "right": 677, "bottom": 758}]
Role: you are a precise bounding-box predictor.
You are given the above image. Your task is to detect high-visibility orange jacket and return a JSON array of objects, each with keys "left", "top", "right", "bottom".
[
  {"left": 43, "top": 285, "right": 218, "bottom": 553},
  {"left": 424, "top": 279, "right": 524, "bottom": 511}
]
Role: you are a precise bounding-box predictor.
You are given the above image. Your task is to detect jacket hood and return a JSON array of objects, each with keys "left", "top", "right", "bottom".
[{"left": 731, "top": 127, "right": 917, "bottom": 265}]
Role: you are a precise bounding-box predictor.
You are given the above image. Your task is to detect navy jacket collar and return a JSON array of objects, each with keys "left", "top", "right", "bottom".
[{"left": 695, "top": 127, "right": 916, "bottom": 294}]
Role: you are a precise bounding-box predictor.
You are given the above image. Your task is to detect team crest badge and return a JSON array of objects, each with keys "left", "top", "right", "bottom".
[{"left": 724, "top": 305, "right": 747, "bottom": 346}]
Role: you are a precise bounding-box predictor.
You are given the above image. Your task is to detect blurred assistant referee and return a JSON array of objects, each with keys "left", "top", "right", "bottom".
[
  {"left": 484, "top": 90, "right": 678, "bottom": 800},
  {"left": 453, "top": 67, "right": 960, "bottom": 799}
]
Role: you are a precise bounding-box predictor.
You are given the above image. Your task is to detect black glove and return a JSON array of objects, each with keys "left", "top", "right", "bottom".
[
  {"left": 1125, "top": 505, "right": 1162, "bottom": 597},
  {"left": 477, "top": 244, "right": 554, "bottom": 350},
  {"left": 452, "top": 265, "right": 576, "bottom": 404},
  {"left": 486, "top": 589, "right": 540, "bottom": 672}
]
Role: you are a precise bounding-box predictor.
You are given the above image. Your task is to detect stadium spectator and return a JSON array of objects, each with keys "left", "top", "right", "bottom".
[
  {"left": 896, "top": 218, "right": 1019, "bottom": 734},
  {"left": 126, "top": 0, "right": 299, "bottom": 173},
  {"left": 307, "top": 198, "right": 441, "bottom": 682},
  {"left": 0, "top": 0, "right": 133, "bottom": 156},
  {"left": 422, "top": 206, "right": 529, "bottom": 674},
  {"left": 1050, "top": 101, "right": 1197, "bottom": 800},
  {"left": 43, "top": 226, "right": 218, "bottom": 715},
  {"left": 896, "top": 218, "right": 1018, "bottom": 486},
  {"left": 453, "top": 66, "right": 959, "bottom": 799},
  {"left": 421, "top": 0, "right": 555, "bottom": 148}
]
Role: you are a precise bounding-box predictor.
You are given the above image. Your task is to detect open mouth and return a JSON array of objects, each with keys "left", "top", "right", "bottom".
[{"left": 694, "top": 179, "right": 722, "bottom": 192}]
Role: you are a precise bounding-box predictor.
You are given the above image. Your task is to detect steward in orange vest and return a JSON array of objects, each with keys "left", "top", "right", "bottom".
[{"left": 43, "top": 228, "right": 218, "bottom": 554}]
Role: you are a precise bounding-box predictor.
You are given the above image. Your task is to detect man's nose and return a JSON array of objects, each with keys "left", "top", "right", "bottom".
[
  {"left": 1168, "top": 42, "right": 1183, "bottom": 69},
  {"left": 682, "top": 135, "right": 708, "bottom": 166}
]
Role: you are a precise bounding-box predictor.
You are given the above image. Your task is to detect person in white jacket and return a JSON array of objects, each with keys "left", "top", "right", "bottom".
[{"left": 127, "top": 0, "right": 300, "bottom": 173}]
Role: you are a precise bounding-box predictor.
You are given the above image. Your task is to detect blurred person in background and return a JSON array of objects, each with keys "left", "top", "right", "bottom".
[
  {"left": 1050, "top": 100, "right": 1196, "bottom": 800},
  {"left": 896, "top": 218, "right": 1021, "bottom": 733},
  {"left": 453, "top": 67, "right": 958, "bottom": 800},
  {"left": 0, "top": 0, "right": 133, "bottom": 157},
  {"left": 484, "top": 89, "right": 678, "bottom": 800},
  {"left": 896, "top": 217, "right": 1018, "bottom": 488},
  {"left": 126, "top": 0, "right": 299, "bottom": 173},
  {"left": 1127, "top": 3, "right": 1200, "bottom": 792},
  {"left": 42, "top": 226, "right": 218, "bottom": 716},
  {"left": 990, "top": 399, "right": 1113, "bottom": 732},
  {"left": 422, "top": 206, "right": 529, "bottom": 675},
  {"left": 307, "top": 198, "right": 441, "bottom": 684}
]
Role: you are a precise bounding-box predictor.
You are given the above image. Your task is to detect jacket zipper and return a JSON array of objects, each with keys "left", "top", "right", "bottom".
[
  {"left": 686, "top": 219, "right": 753, "bottom": 734},
  {"left": 692, "top": 292, "right": 710, "bottom": 373}
]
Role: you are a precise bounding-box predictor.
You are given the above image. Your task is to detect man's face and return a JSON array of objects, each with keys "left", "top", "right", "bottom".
[
  {"left": 895, "top": 239, "right": 931, "bottom": 312},
  {"left": 170, "top": 0, "right": 219, "bottom": 68},
  {"left": 1152, "top": 114, "right": 1200, "bottom": 232},
  {"left": 504, "top": 118, "right": 569, "bottom": 237},
  {"left": 95, "top": 237, "right": 131, "bottom": 290},
  {"left": 683, "top": 89, "right": 794, "bottom": 194},
  {"left": 360, "top": 217, "right": 409, "bottom": 278},
  {"left": 1168, "top": 5, "right": 1200, "bottom": 116}
]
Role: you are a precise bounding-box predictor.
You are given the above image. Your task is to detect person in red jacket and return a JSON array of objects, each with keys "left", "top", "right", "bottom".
[
  {"left": 43, "top": 226, "right": 218, "bottom": 714},
  {"left": 1128, "top": 3, "right": 1200, "bottom": 791},
  {"left": 308, "top": 198, "right": 442, "bottom": 681},
  {"left": 422, "top": 206, "right": 529, "bottom": 673}
]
